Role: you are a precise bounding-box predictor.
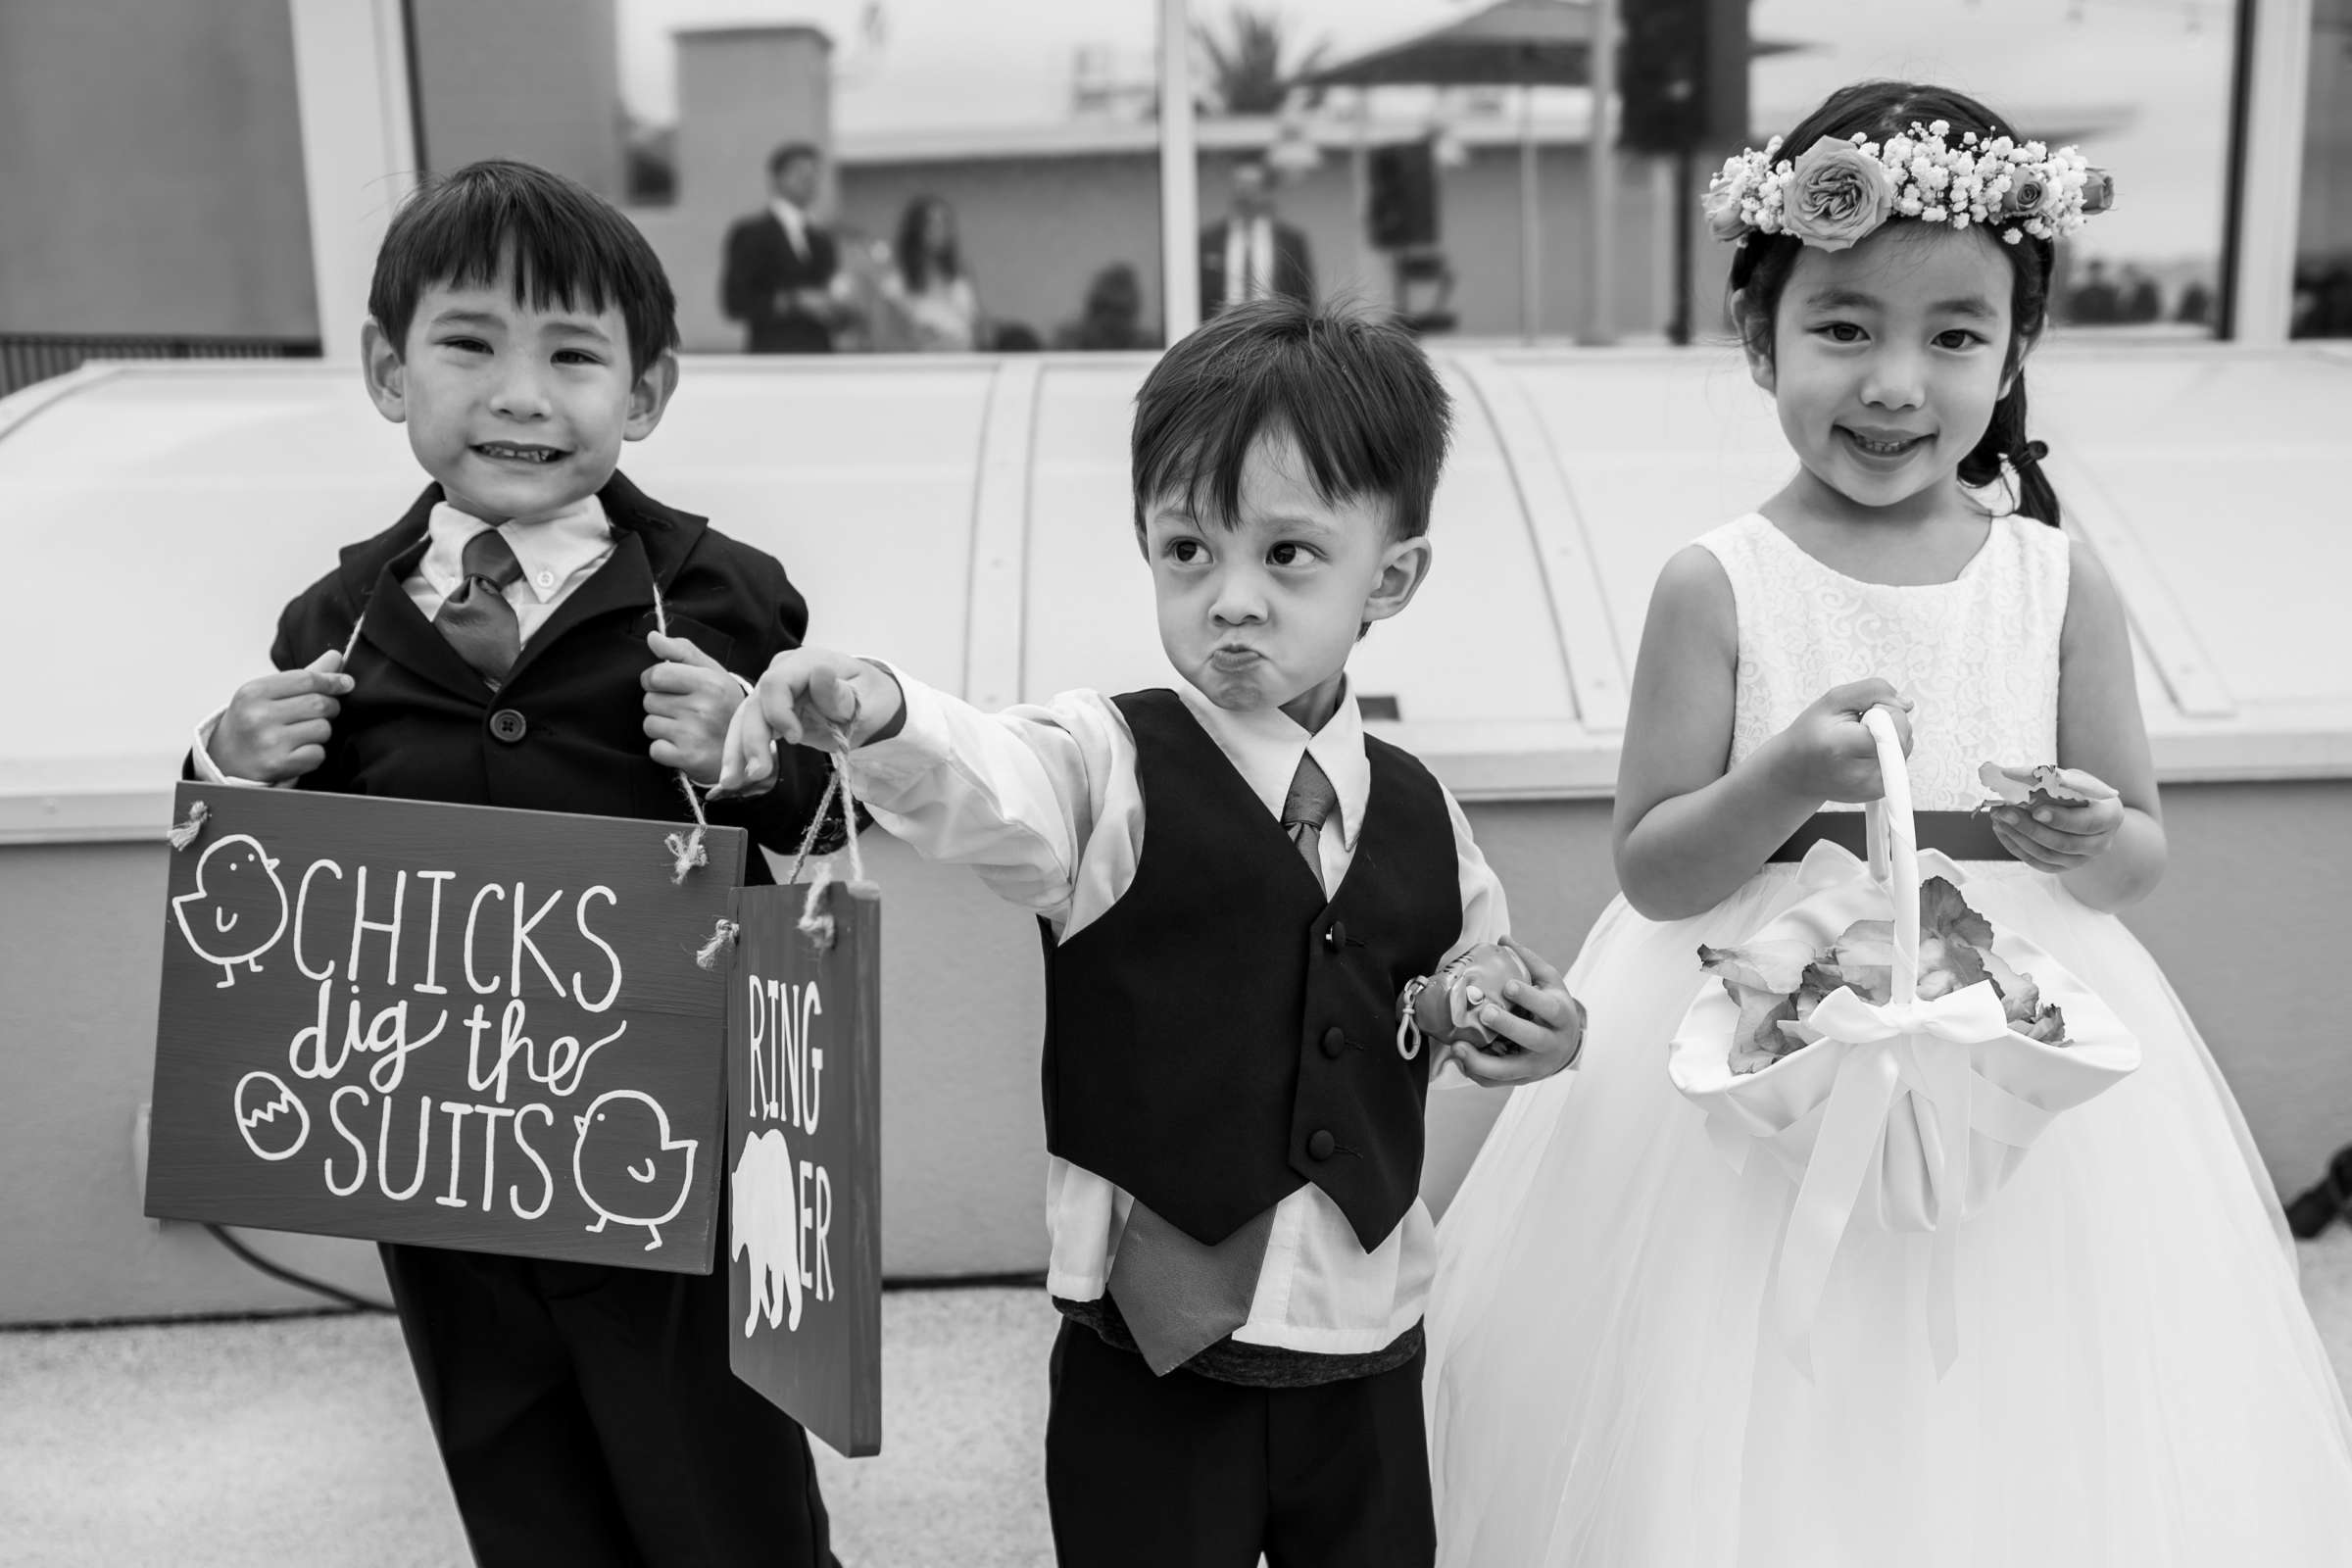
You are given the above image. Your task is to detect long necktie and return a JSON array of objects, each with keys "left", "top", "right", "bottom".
[
  {"left": 435, "top": 527, "right": 525, "bottom": 687},
  {"left": 1102, "top": 752, "right": 1341, "bottom": 1375}
]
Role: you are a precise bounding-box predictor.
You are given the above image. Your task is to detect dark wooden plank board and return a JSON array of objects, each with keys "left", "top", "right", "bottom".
[
  {"left": 726, "top": 882, "right": 883, "bottom": 1456},
  {"left": 146, "top": 782, "right": 747, "bottom": 1274}
]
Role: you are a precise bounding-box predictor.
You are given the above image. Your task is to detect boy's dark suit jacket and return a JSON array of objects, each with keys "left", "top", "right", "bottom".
[
  {"left": 1198, "top": 219, "right": 1316, "bottom": 316},
  {"left": 250, "top": 471, "right": 833, "bottom": 876},
  {"left": 720, "top": 211, "right": 840, "bottom": 354}
]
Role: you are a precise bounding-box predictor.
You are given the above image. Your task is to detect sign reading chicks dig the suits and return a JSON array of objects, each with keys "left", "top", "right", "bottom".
[{"left": 145, "top": 782, "right": 747, "bottom": 1273}]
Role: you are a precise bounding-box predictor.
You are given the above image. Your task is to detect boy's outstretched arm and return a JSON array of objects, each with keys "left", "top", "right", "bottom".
[{"left": 719, "top": 650, "right": 1114, "bottom": 920}]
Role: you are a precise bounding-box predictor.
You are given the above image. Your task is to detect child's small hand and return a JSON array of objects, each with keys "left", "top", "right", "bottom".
[
  {"left": 1987, "top": 770, "right": 2126, "bottom": 874},
  {"left": 1448, "top": 937, "right": 1588, "bottom": 1088},
  {"left": 211, "top": 650, "right": 352, "bottom": 783},
  {"left": 714, "top": 648, "right": 906, "bottom": 798},
  {"left": 641, "top": 632, "right": 741, "bottom": 786},
  {"left": 1771, "top": 679, "right": 1914, "bottom": 805}
]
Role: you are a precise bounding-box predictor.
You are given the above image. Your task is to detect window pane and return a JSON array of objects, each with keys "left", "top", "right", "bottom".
[
  {"left": 1184, "top": 0, "right": 2236, "bottom": 343},
  {"left": 2293, "top": 0, "right": 2352, "bottom": 337}
]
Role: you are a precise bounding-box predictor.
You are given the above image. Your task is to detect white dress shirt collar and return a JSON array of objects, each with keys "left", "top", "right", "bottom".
[
  {"left": 769, "top": 197, "right": 811, "bottom": 256},
  {"left": 424, "top": 495, "right": 612, "bottom": 605},
  {"left": 1176, "top": 676, "right": 1368, "bottom": 850}
]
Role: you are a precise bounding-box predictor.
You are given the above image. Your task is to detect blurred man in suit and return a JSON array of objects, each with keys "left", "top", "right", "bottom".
[
  {"left": 721, "top": 142, "right": 845, "bottom": 354},
  {"left": 1199, "top": 161, "right": 1313, "bottom": 318}
]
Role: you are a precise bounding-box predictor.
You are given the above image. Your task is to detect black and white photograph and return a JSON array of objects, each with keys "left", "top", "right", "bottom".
[{"left": 4, "top": 0, "right": 2350, "bottom": 1563}]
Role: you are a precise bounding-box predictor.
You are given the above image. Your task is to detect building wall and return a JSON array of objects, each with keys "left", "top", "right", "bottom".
[
  {"left": 409, "top": 0, "right": 622, "bottom": 199},
  {"left": 8, "top": 782, "right": 2348, "bottom": 1324},
  {"left": 0, "top": 0, "right": 316, "bottom": 337}
]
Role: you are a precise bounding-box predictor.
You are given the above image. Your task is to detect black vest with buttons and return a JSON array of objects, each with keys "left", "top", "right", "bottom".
[{"left": 1039, "top": 689, "right": 1461, "bottom": 1253}]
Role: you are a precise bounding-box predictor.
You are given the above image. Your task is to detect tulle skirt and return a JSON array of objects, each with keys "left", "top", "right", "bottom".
[{"left": 1426, "top": 862, "right": 2352, "bottom": 1567}]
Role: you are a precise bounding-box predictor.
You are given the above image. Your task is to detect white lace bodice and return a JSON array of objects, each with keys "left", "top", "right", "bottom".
[{"left": 1693, "top": 513, "right": 2070, "bottom": 810}]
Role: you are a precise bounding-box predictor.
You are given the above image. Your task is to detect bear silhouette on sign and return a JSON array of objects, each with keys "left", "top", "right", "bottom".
[
  {"left": 171, "top": 834, "right": 288, "bottom": 988},
  {"left": 571, "top": 1090, "right": 699, "bottom": 1251},
  {"left": 730, "top": 1127, "right": 804, "bottom": 1335}
]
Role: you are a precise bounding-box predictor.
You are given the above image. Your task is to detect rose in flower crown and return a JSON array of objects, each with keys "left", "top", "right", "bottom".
[
  {"left": 1706, "top": 118, "right": 2113, "bottom": 253},
  {"left": 1782, "top": 138, "right": 1896, "bottom": 252}
]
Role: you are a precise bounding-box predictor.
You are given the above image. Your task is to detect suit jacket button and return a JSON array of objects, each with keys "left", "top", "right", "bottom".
[
  {"left": 1320, "top": 1026, "right": 1347, "bottom": 1059},
  {"left": 1306, "top": 1129, "right": 1337, "bottom": 1161},
  {"left": 1323, "top": 921, "right": 1348, "bottom": 953},
  {"left": 489, "top": 709, "right": 528, "bottom": 744}
]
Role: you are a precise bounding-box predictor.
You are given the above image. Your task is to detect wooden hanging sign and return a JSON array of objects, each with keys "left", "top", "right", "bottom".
[
  {"left": 144, "top": 782, "right": 747, "bottom": 1273},
  {"left": 725, "top": 879, "right": 884, "bottom": 1456}
]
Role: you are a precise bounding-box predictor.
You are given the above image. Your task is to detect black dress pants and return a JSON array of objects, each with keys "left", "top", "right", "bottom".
[
  {"left": 380, "top": 1243, "right": 838, "bottom": 1568},
  {"left": 1044, "top": 1319, "right": 1436, "bottom": 1568}
]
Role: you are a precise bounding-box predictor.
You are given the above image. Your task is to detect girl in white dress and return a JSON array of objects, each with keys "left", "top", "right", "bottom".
[{"left": 1424, "top": 80, "right": 2352, "bottom": 1567}]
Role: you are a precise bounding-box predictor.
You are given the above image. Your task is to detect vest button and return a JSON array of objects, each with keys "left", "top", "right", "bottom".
[
  {"left": 1320, "top": 1026, "right": 1347, "bottom": 1059},
  {"left": 488, "top": 709, "right": 528, "bottom": 744},
  {"left": 1323, "top": 921, "right": 1348, "bottom": 953},
  {"left": 1306, "top": 1129, "right": 1337, "bottom": 1161}
]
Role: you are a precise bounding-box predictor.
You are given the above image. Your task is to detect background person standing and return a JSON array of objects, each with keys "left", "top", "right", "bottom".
[
  {"left": 1199, "top": 160, "right": 1313, "bottom": 318},
  {"left": 721, "top": 141, "right": 848, "bottom": 353}
]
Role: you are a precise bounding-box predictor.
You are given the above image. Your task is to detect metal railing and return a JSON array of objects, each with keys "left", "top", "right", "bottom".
[{"left": 0, "top": 333, "right": 322, "bottom": 399}]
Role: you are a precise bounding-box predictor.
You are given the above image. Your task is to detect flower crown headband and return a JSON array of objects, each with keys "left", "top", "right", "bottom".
[{"left": 1704, "top": 120, "right": 2115, "bottom": 254}]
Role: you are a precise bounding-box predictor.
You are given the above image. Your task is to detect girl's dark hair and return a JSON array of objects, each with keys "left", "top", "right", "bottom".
[
  {"left": 1730, "top": 81, "right": 2061, "bottom": 527},
  {"left": 1132, "top": 297, "right": 1452, "bottom": 541},
  {"left": 368, "top": 159, "right": 680, "bottom": 375},
  {"left": 894, "top": 196, "right": 961, "bottom": 294}
]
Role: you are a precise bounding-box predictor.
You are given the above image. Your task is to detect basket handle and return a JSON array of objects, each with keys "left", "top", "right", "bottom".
[{"left": 1861, "top": 705, "right": 1919, "bottom": 1008}]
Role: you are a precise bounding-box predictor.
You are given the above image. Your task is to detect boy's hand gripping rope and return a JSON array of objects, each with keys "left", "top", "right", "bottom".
[{"left": 696, "top": 750, "right": 869, "bottom": 970}]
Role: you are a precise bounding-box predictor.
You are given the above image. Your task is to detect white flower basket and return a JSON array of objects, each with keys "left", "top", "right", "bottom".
[{"left": 1666, "top": 709, "right": 2139, "bottom": 1373}]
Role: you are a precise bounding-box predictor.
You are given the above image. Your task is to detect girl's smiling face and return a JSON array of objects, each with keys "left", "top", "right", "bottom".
[{"left": 1748, "top": 220, "right": 2020, "bottom": 521}]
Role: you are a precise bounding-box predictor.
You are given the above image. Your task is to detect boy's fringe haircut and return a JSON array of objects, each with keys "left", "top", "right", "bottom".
[
  {"left": 368, "top": 159, "right": 680, "bottom": 374},
  {"left": 1132, "top": 297, "right": 1452, "bottom": 540}
]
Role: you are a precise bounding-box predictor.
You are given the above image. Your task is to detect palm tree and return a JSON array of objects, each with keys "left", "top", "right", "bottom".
[{"left": 1194, "top": 5, "right": 1326, "bottom": 116}]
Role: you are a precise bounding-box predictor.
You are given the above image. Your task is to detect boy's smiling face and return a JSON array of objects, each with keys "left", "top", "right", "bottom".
[
  {"left": 1143, "top": 428, "right": 1431, "bottom": 734},
  {"left": 363, "top": 256, "right": 676, "bottom": 523}
]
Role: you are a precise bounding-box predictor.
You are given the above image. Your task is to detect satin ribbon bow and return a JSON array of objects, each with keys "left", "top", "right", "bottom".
[{"left": 1774, "top": 980, "right": 2009, "bottom": 1381}]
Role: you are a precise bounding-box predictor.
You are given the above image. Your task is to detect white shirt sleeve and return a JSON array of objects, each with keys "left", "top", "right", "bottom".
[{"left": 842, "top": 671, "right": 1138, "bottom": 928}]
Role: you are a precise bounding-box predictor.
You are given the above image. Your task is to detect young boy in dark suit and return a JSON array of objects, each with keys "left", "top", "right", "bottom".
[
  {"left": 719, "top": 298, "right": 1588, "bottom": 1567},
  {"left": 191, "top": 159, "right": 840, "bottom": 1568}
]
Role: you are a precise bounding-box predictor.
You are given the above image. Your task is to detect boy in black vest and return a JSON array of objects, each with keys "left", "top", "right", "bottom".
[
  {"left": 189, "top": 161, "right": 840, "bottom": 1568},
  {"left": 718, "top": 298, "right": 1587, "bottom": 1566}
]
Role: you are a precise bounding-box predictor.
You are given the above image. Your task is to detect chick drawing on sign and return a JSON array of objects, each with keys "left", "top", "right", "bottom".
[
  {"left": 731, "top": 1128, "right": 803, "bottom": 1335},
  {"left": 572, "top": 1090, "right": 698, "bottom": 1251},
  {"left": 171, "top": 833, "right": 288, "bottom": 988}
]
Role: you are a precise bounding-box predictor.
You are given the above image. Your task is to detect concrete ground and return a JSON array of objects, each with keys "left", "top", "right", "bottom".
[{"left": 6, "top": 1237, "right": 2352, "bottom": 1568}]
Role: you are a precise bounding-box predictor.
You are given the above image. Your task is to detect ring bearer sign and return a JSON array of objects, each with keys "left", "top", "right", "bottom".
[
  {"left": 725, "top": 773, "right": 883, "bottom": 1458},
  {"left": 145, "top": 782, "right": 747, "bottom": 1273}
]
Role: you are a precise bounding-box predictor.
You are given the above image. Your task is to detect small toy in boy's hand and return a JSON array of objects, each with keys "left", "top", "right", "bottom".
[
  {"left": 1699, "top": 875, "right": 2071, "bottom": 1075},
  {"left": 1410, "top": 943, "right": 1538, "bottom": 1055}
]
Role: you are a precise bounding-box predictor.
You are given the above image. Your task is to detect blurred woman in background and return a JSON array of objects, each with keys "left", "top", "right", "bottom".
[{"left": 876, "top": 195, "right": 984, "bottom": 353}]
